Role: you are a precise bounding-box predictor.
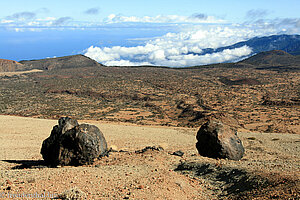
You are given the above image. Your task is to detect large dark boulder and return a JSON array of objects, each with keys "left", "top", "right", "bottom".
[
  {"left": 196, "top": 120, "right": 244, "bottom": 161},
  {"left": 41, "top": 117, "right": 108, "bottom": 166}
]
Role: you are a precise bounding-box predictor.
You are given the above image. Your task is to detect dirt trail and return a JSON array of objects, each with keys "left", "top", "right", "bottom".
[{"left": 0, "top": 115, "right": 299, "bottom": 199}]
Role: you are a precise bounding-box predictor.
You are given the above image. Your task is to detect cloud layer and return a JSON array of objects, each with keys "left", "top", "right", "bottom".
[
  {"left": 1, "top": 10, "right": 300, "bottom": 67},
  {"left": 0, "top": 11, "right": 225, "bottom": 30},
  {"left": 104, "top": 14, "right": 224, "bottom": 24},
  {"left": 6, "top": 11, "right": 36, "bottom": 21},
  {"left": 1, "top": 9, "right": 73, "bottom": 28},
  {"left": 84, "top": 22, "right": 295, "bottom": 67},
  {"left": 245, "top": 9, "right": 270, "bottom": 20}
]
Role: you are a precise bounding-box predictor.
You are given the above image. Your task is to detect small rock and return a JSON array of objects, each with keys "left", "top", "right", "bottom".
[
  {"left": 58, "top": 187, "right": 87, "bottom": 200},
  {"left": 171, "top": 150, "right": 184, "bottom": 157},
  {"left": 135, "top": 146, "right": 164, "bottom": 154},
  {"left": 109, "top": 145, "right": 118, "bottom": 152},
  {"left": 137, "top": 185, "right": 144, "bottom": 189},
  {"left": 175, "top": 179, "right": 187, "bottom": 189}
]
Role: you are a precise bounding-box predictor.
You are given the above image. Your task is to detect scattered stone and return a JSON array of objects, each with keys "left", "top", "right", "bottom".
[
  {"left": 26, "top": 178, "right": 35, "bottom": 183},
  {"left": 135, "top": 146, "right": 164, "bottom": 154},
  {"left": 109, "top": 145, "right": 118, "bottom": 152},
  {"left": 137, "top": 185, "right": 144, "bottom": 189},
  {"left": 158, "top": 143, "right": 168, "bottom": 150},
  {"left": 171, "top": 150, "right": 184, "bottom": 157},
  {"left": 58, "top": 187, "right": 87, "bottom": 200},
  {"left": 119, "top": 149, "right": 129, "bottom": 153},
  {"left": 175, "top": 179, "right": 187, "bottom": 189},
  {"left": 41, "top": 117, "right": 108, "bottom": 166},
  {"left": 196, "top": 120, "right": 244, "bottom": 160}
]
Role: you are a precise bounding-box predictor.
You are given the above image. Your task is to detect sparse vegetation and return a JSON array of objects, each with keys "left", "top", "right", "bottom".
[{"left": 0, "top": 65, "right": 299, "bottom": 133}]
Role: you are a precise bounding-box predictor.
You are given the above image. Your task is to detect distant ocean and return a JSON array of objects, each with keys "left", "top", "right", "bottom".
[{"left": 0, "top": 27, "right": 170, "bottom": 61}]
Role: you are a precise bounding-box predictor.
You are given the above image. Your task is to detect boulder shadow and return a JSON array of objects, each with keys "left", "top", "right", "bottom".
[
  {"left": 175, "top": 161, "right": 269, "bottom": 198},
  {"left": 2, "top": 160, "right": 48, "bottom": 169}
]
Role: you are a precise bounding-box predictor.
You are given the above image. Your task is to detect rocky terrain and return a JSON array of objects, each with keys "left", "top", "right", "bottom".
[
  {"left": 0, "top": 54, "right": 299, "bottom": 134},
  {"left": 0, "top": 59, "right": 25, "bottom": 72},
  {"left": 0, "top": 49, "right": 299, "bottom": 199},
  {"left": 0, "top": 115, "right": 299, "bottom": 199}
]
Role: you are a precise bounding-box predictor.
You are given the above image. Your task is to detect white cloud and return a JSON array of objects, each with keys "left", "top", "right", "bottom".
[
  {"left": 1, "top": 12, "right": 299, "bottom": 36},
  {"left": 104, "top": 60, "right": 151, "bottom": 66},
  {"left": 104, "top": 14, "right": 225, "bottom": 24},
  {"left": 50, "top": 17, "right": 73, "bottom": 26},
  {"left": 1, "top": 19, "right": 14, "bottom": 23},
  {"left": 83, "top": 16, "right": 300, "bottom": 67},
  {"left": 6, "top": 11, "right": 36, "bottom": 21},
  {"left": 1, "top": 12, "right": 300, "bottom": 67},
  {"left": 36, "top": 17, "right": 56, "bottom": 21},
  {"left": 85, "top": 23, "right": 291, "bottom": 67},
  {"left": 245, "top": 9, "right": 270, "bottom": 20},
  {"left": 84, "top": 24, "right": 263, "bottom": 67}
]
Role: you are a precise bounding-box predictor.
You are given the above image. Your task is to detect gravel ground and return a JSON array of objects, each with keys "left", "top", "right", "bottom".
[{"left": 0, "top": 115, "right": 299, "bottom": 199}]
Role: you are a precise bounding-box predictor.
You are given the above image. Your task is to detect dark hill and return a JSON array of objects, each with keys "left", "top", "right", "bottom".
[
  {"left": 237, "top": 50, "right": 300, "bottom": 71},
  {"left": 189, "top": 50, "right": 300, "bottom": 71},
  {"left": 19, "top": 55, "right": 103, "bottom": 70},
  {"left": 0, "top": 59, "right": 26, "bottom": 72},
  {"left": 241, "top": 50, "right": 298, "bottom": 65}
]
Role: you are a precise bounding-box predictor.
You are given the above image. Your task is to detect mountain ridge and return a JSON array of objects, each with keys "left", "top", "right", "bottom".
[
  {"left": 1, "top": 34, "right": 300, "bottom": 72},
  {"left": 19, "top": 54, "right": 103, "bottom": 71},
  {"left": 197, "top": 34, "right": 300, "bottom": 57}
]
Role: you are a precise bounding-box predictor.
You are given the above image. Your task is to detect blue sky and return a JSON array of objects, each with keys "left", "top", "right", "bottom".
[
  {"left": 1, "top": 0, "right": 300, "bottom": 66},
  {"left": 1, "top": 0, "right": 299, "bottom": 22}
]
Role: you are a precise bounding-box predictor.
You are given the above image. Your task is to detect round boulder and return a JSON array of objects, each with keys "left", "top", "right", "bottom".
[
  {"left": 196, "top": 120, "right": 244, "bottom": 160},
  {"left": 41, "top": 117, "right": 108, "bottom": 166}
]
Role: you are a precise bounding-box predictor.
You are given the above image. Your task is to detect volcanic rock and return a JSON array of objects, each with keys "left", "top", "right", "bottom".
[
  {"left": 0, "top": 59, "right": 25, "bottom": 72},
  {"left": 41, "top": 117, "right": 108, "bottom": 166},
  {"left": 196, "top": 120, "right": 244, "bottom": 160},
  {"left": 171, "top": 150, "right": 184, "bottom": 157}
]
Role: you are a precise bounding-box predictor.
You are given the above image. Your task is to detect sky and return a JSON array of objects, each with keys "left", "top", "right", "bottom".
[{"left": 1, "top": 0, "right": 300, "bottom": 67}]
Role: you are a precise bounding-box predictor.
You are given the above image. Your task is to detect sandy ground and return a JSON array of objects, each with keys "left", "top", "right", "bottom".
[{"left": 0, "top": 115, "right": 299, "bottom": 199}]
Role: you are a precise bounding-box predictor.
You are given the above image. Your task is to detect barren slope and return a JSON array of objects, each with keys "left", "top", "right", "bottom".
[
  {"left": 0, "top": 59, "right": 25, "bottom": 72},
  {"left": 19, "top": 55, "right": 102, "bottom": 71},
  {"left": 0, "top": 115, "right": 299, "bottom": 199}
]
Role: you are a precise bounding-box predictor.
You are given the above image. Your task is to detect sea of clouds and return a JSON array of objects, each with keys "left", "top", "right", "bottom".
[
  {"left": 83, "top": 14, "right": 300, "bottom": 67},
  {"left": 84, "top": 24, "right": 277, "bottom": 67},
  {"left": 1, "top": 11, "right": 299, "bottom": 67}
]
